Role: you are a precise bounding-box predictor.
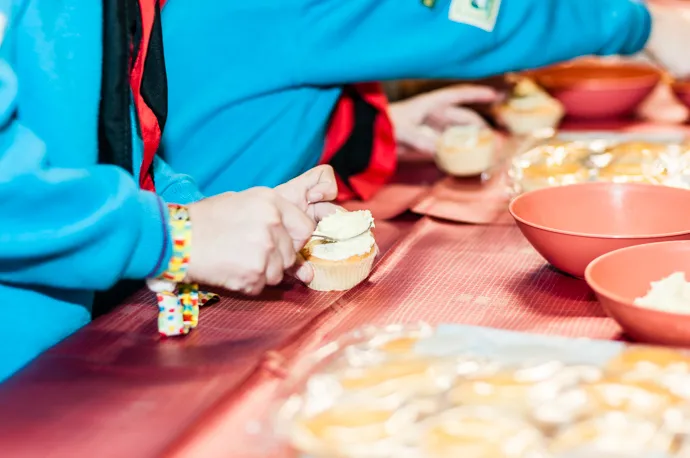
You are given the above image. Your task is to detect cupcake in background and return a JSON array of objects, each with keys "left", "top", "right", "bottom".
[
  {"left": 495, "top": 78, "right": 565, "bottom": 135},
  {"left": 434, "top": 125, "right": 497, "bottom": 177},
  {"left": 299, "top": 210, "right": 377, "bottom": 292}
]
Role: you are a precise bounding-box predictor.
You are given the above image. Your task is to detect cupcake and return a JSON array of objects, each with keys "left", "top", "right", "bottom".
[
  {"left": 495, "top": 78, "right": 565, "bottom": 135},
  {"left": 300, "top": 210, "right": 377, "bottom": 292},
  {"left": 434, "top": 125, "right": 497, "bottom": 177}
]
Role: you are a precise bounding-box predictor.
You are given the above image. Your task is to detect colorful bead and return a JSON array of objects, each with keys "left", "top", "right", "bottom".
[
  {"left": 157, "top": 291, "right": 188, "bottom": 337},
  {"left": 159, "top": 204, "right": 192, "bottom": 283},
  {"left": 178, "top": 283, "right": 200, "bottom": 331},
  {"left": 199, "top": 291, "right": 219, "bottom": 307}
]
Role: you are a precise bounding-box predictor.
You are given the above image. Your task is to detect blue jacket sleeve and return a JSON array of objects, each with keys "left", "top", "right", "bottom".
[
  {"left": 295, "top": 0, "right": 651, "bottom": 84},
  {"left": 152, "top": 155, "right": 205, "bottom": 205},
  {"left": 0, "top": 56, "right": 172, "bottom": 290}
]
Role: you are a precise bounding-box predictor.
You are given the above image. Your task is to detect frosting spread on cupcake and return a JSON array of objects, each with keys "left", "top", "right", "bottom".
[
  {"left": 309, "top": 210, "right": 375, "bottom": 261},
  {"left": 438, "top": 125, "right": 482, "bottom": 149},
  {"left": 507, "top": 79, "right": 558, "bottom": 111}
]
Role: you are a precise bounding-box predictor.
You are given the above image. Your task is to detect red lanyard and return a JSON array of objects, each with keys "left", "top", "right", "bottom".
[{"left": 130, "top": 0, "right": 168, "bottom": 192}]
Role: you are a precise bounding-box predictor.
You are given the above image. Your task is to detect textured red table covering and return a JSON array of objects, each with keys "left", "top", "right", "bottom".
[
  {"left": 171, "top": 216, "right": 628, "bottom": 458},
  {"left": 0, "top": 221, "right": 403, "bottom": 458},
  {"left": 4, "top": 119, "right": 690, "bottom": 457}
]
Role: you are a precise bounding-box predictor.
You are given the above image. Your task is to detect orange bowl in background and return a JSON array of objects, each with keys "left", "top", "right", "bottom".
[
  {"left": 526, "top": 61, "right": 661, "bottom": 120},
  {"left": 509, "top": 183, "right": 690, "bottom": 278},
  {"left": 585, "top": 241, "right": 690, "bottom": 346}
]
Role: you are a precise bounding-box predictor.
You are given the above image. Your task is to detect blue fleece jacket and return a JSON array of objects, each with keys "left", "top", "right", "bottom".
[
  {"left": 0, "top": 0, "right": 201, "bottom": 382},
  {"left": 160, "top": 0, "right": 651, "bottom": 195}
]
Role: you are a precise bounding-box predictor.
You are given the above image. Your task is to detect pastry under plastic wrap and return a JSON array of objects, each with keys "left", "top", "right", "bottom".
[
  {"left": 549, "top": 412, "right": 676, "bottom": 457},
  {"left": 606, "top": 347, "right": 690, "bottom": 375},
  {"left": 510, "top": 136, "right": 690, "bottom": 194},
  {"left": 273, "top": 325, "right": 690, "bottom": 457},
  {"left": 288, "top": 402, "right": 418, "bottom": 458},
  {"left": 597, "top": 143, "right": 668, "bottom": 184},
  {"left": 338, "top": 357, "right": 455, "bottom": 399},
  {"left": 512, "top": 142, "right": 592, "bottom": 192},
  {"left": 416, "top": 407, "right": 549, "bottom": 458},
  {"left": 447, "top": 363, "right": 593, "bottom": 415},
  {"left": 535, "top": 376, "right": 683, "bottom": 430}
]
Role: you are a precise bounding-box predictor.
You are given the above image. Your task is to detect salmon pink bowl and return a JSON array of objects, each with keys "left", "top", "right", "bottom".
[
  {"left": 585, "top": 241, "right": 690, "bottom": 346},
  {"left": 526, "top": 60, "right": 661, "bottom": 120},
  {"left": 508, "top": 182, "right": 690, "bottom": 279}
]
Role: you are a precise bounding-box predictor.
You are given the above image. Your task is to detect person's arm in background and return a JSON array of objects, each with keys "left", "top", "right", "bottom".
[
  {"left": 294, "top": 0, "right": 651, "bottom": 84},
  {"left": 389, "top": 85, "right": 498, "bottom": 155},
  {"left": 645, "top": 2, "right": 690, "bottom": 78}
]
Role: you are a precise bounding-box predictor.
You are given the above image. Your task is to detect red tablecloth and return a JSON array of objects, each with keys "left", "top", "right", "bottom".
[
  {"left": 3, "top": 116, "right": 690, "bottom": 456},
  {"left": 170, "top": 216, "right": 627, "bottom": 458},
  {"left": 0, "top": 221, "right": 404, "bottom": 458}
]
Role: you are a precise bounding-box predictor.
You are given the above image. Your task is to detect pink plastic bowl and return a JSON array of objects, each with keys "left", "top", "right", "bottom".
[
  {"left": 586, "top": 241, "right": 690, "bottom": 346},
  {"left": 509, "top": 182, "right": 690, "bottom": 278},
  {"left": 527, "top": 61, "right": 661, "bottom": 120}
]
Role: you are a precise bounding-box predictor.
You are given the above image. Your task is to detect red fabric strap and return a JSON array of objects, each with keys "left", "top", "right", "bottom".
[
  {"left": 322, "top": 83, "right": 397, "bottom": 202},
  {"left": 131, "top": 0, "right": 167, "bottom": 192}
]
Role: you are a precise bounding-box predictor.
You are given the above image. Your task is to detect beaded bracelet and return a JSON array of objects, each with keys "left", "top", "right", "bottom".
[
  {"left": 160, "top": 204, "right": 192, "bottom": 283},
  {"left": 147, "top": 204, "right": 218, "bottom": 337}
]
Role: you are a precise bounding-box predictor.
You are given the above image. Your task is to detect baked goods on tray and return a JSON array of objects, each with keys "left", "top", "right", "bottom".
[
  {"left": 511, "top": 136, "right": 687, "bottom": 194},
  {"left": 272, "top": 324, "right": 690, "bottom": 457}
]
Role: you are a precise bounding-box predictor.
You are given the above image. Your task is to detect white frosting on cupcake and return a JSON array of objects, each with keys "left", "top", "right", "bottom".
[{"left": 310, "top": 210, "right": 376, "bottom": 261}]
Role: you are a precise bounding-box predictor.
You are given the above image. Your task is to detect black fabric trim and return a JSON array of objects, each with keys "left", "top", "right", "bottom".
[
  {"left": 97, "top": 0, "right": 134, "bottom": 173},
  {"left": 140, "top": 0, "right": 168, "bottom": 132},
  {"left": 328, "top": 88, "right": 377, "bottom": 188}
]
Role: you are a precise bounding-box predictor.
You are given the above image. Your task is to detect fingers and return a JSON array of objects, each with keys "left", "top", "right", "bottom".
[
  {"left": 433, "top": 106, "right": 488, "bottom": 127},
  {"left": 277, "top": 165, "right": 338, "bottom": 208},
  {"left": 395, "top": 122, "right": 439, "bottom": 155},
  {"left": 264, "top": 249, "right": 285, "bottom": 286},
  {"left": 286, "top": 253, "right": 314, "bottom": 284},
  {"left": 274, "top": 224, "right": 297, "bottom": 270},
  {"left": 243, "top": 273, "right": 266, "bottom": 296},
  {"left": 275, "top": 194, "right": 316, "bottom": 251},
  {"left": 310, "top": 202, "right": 343, "bottom": 223},
  {"left": 427, "top": 85, "right": 498, "bottom": 106},
  {"left": 305, "top": 165, "right": 338, "bottom": 203}
]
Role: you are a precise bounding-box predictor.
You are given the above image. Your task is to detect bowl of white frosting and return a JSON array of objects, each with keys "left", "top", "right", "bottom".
[{"left": 585, "top": 241, "right": 690, "bottom": 346}]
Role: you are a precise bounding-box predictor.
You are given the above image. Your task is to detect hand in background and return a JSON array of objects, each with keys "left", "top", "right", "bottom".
[{"left": 389, "top": 85, "right": 498, "bottom": 156}]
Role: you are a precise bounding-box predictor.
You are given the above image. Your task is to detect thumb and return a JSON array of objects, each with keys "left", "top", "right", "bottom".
[{"left": 287, "top": 256, "right": 314, "bottom": 284}]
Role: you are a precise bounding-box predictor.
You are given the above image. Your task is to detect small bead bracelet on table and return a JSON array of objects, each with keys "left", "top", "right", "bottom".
[{"left": 147, "top": 204, "right": 218, "bottom": 337}]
